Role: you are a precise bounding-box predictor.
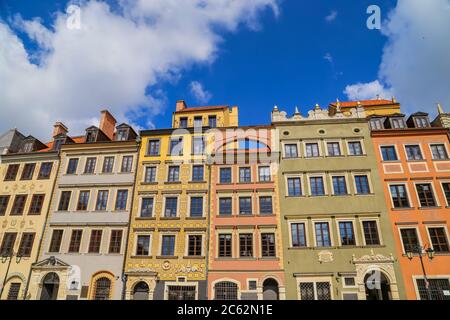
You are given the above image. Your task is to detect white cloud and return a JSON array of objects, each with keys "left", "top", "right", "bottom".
[
  {"left": 344, "top": 0, "right": 450, "bottom": 115},
  {"left": 0, "top": 0, "right": 278, "bottom": 140},
  {"left": 323, "top": 52, "right": 333, "bottom": 64},
  {"left": 344, "top": 80, "right": 393, "bottom": 101},
  {"left": 325, "top": 10, "right": 338, "bottom": 22},
  {"left": 190, "top": 81, "right": 212, "bottom": 104}
]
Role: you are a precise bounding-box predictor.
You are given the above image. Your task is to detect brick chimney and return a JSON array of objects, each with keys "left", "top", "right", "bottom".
[
  {"left": 52, "top": 122, "right": 68, "bottom": 139},
  {"left": 176, "top": 100, "right": 187, "bottom": 112},
  {"left": 99, "top": 110, "right": 117, "bottom": 140}
]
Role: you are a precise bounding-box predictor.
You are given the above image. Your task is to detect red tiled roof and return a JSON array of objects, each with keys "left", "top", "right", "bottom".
[
  {"left": 329, "top": 99, "right": 399, "bottom": 108},
  {"left": 38, "top": 135, "right": 86, "bottom": 152},
  {"left": 175, "top": 105, "right": 229, "bottom": 113}
]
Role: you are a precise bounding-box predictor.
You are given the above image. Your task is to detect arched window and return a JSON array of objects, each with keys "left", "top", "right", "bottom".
[
  {"left": 214, "top": 281, "right": 238, "bottom": 300},
  {"left": 133, "top": 281, "right": 149, "bottom": 300},
  {"left": 93, "top": 277, "right": 111, "bottom": 300},
  {"left": 263, "top": 278, "right": 279, "bottom": 300},
  {"left": 40, "top": 272, "right": 60, "bottom": 300}
]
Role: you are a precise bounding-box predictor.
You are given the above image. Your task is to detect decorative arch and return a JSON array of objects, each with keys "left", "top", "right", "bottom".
[
  {"left": 132, "top": 281, "right": 150, "bottom": 300},
  {"left": 212, "top": 278, "right": 241, "bottom": 300},
  {"left": 89, "top": 271, "right": 115, "bottom": 300}
]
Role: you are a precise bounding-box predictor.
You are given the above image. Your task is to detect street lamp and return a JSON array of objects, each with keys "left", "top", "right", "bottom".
[
  {"left": 406, "top": 244, "right": 435, "bottom": 300},
  {"left": 0, "top": 251, "right": 23, "bottom": 299}
]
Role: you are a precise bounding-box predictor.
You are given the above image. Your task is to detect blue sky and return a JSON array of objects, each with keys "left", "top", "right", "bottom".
[{"left": 0, "top": 0, "right": 449, "bottom": 138}]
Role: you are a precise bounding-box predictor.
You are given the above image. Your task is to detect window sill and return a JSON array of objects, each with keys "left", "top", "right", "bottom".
[
  {"left": 217, "top": 182, "right": 233, "bottom": 186},
  {"left": 135, "top": 216, "right": 156, "bottom": 220},
  {"left": 131, "top": 255, "right": 153, "bottom": 259},
  {"left": 257, "top": 213, "right": 275, "bottom": 217},
  {"left": 238, "top": 214, "right": 254, "bottom": 217},
  {"left": 141, "top": 182, "right": 158, "bottom": 185},
  {"left": 189, "top": 181, "right": 207, "bottom": 184},
  {"left": 216, "top": 214, "right": 233, "bottom": 218},
  {"left": 183, "top": 256, "right": 205, "bottom": 259},
  {"left": 186, "top": 216, "right": 206, "bottom": 220},
  {"left": 391, "top": 207, "right": 415, "bottom": 211},
  {"left": 160, "top": 217, "right": 180, "bottom": 220},
  {"left": 165, "top": 181, "right": 182, "bottom": 184},
  {"left": 258, "top": 257, "right": 279, "bottom": 261},
  {"left": 144, "top": 154, "right": 160, "bottom": 157},
  {"left": 156, "top": 256, "right": 178, "bottom": 259},
  {"left": 418, "top": 206, "right": 442, "bottom": 210}
]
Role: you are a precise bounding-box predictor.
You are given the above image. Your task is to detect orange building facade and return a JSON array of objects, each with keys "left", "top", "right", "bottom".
[
  {"left": 370, "top": 112, "right": 450, "bottom": 300},
  {"left": 207, "top": 126, "right": 285, "bottom": 300}
]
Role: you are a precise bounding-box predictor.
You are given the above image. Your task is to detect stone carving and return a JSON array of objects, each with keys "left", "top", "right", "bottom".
[
  {"left": 162, "top": 260, "right": 171, "bottom": 270},
  {"left": 176, "top": 264, "right": 203, "bottom": 274},
  {"left": 271, "top": 105, "right": 366, "bottom": 122},
  {"left": 318, "top": 251, "right": 334, "bottom": 263},
  {"left": 352, "top": 249, "right": 395, "bottom": 264}
]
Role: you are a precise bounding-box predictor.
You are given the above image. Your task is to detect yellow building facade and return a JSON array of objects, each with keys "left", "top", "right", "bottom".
[{"left": 124, "top": 101, "right": 237, "bottom": 300}]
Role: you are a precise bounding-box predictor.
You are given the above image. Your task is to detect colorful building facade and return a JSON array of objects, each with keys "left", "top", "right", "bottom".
[
  {"left": 370, "top": 111, "right": 450, "bottom": 300},
  {"left": 272, "top": 104, "right": 405, "bottom": 300},
  {"left": 207, "top": 125, "right": 285, "bottom": 300}
]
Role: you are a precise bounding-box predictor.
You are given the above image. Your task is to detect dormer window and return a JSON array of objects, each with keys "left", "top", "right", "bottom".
[
  {"left": 414, "top": 117, "right": 429, "bottom": 128},
  {"left": 116, "top": 128, "right": 129, "bottom": 141},
  {"left": 21, "top": 141, "right": 34, "bottom": 153},
  {"left": 179, "top": 117, "right": 188, "bottom": 128},
  {"left": 86, "top": 131, "right": 96, "bottom": 143},
  {"left": 53, "top": 138, "right": 65, "bottom": 151},
  {"left": 370, "top": 119, "right": 383, "bottom": 130},
  {"left": 391, "top": 118, "right": 405, "bottom": 129},
  {"left": 194, "top": 117, "right": 203, "bottom": 128}
]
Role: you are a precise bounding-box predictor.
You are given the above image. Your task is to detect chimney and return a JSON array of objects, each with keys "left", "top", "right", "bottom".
[
  {"left": 52, "top": 122, "right": 68, "bottom": 139},
  {"left": 176, "top": 100, "right": 187, "bottom": 112},
  {"left": 99, "top": 110, "right": 117, "bottom": 140}
]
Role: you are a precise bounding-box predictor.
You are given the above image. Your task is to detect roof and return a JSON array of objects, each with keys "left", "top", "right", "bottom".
[
  {"left": 174, "top": 105, "right": 229, "bottom": 113},
  {"left": 329, "top": 99, "right": 399, "bottom": 108},
  {"left": 38, "top": 135, "right": 85, "bottom": 152}
]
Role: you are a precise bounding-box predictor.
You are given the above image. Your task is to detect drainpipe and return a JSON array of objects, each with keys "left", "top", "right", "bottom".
[
  {"left": 23, "top": 151, "right": 61, "bottom": 300},
  {"left": 120, "top": 139, "right": 141, "bottom": 300},
  {"left": 205, "top": 155, "right": 212, "bottom": 300}
]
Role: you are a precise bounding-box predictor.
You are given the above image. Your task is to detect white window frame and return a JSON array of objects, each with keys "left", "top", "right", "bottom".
[
  {"left": 284, "top": 174, "right": 304, "bottom": 197},
  {"left": 403, "top": 143, "right": 425, "bottom": 161},
  {"left": 159, "top": 233, "right": 177, "bottom": 256},
  {"left": 428, "top": 143, "right": 450, "bottom": 160},
  {"left": 387, "top": 182, "right": 413, "bottom": 209},
  {"left": 282, "top": 141, "right": 301, "bottom": 158},
  {"left": 134, "top": 232, "right": 152, "bottom": 256},
  {"left": 162, "top": 195, "right": 180, "bottom": 218},
  {"left": 303, "top": 140, "right": 322, "bottom": 158},
  {"left": 335, "top": 218, "right": 359, "bottom": 246},
  {"left": 330, "top": 173, "right": 350, "bottom": 196},
  {"left": 296, "top": 277, "right": 333, "bottom": 300},
  {"left": 185, "top": 233, "right": 204, "bottom": 257},
  {"left": 288, "top": 219, "right": 309, "bottom": 248},
  {"left": 359, "top": 218, "right": 383, "bottom": 246},
  {"left": 324, "top": 140, "right": 343, "bottom": 157},
  {"left": 378, "top": 144, "right": 400, "bottom": 162},
  {"left": 138, "top": 196, "right": 155, "bottom": 218},
  {"left": 346, "top": 139, "right": 365, "bottom": 156},
  {"left": 143, "top": 165, "right": 158, "bottom": 183},
  {"left": 439, "top": 180, "right": 450, "bottom": 207},
  {"left": 351, "top": 172, "right": 373, "bottom": 195},
  {"left": 307, "top": 173, "right": 328, "bottom": 196},
  {"left": 412, "top": 181, "right": 440, "bottom": 208},
  {"left": 425, "top": 224, "right": 450, "bottom": 253},
  {"left": 237, "top": 229, "right": 255, "bottom": 259},
  {"left": 257, "top": 165, "right": 271, "bottom": 182},
  {"left": 188, "top": 194, "right": 206, "bottom": 218},
  {"left": 398, "top": 226, "right": 423, "bottom": 254},
  {"left": 311, "top": 219, "right": 333, "bottom": 247}
]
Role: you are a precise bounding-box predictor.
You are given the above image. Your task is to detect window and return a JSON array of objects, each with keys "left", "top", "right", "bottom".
[
  {"left": 284, "top": 144, "right": 298, "bottom": 158},
  {"left": 305, "top": 143, "right": 320, "bottom": 157},
  {"left": 0, "top": 232, "right": 17, "bottom": 256},
  {"left": 239, "top": 167, "right": 251, "bottom": 183},
  {"left": 29, "top": 194, "right": 45, "bottom": 215},
  {"left": 192, "top": 137, "right": 205, "bottom": 155},
  {"left": 339, "top": 222, "right": 355, "bottom": 246},
  {"left": 167, "top": 166, "right": 180, "bottom": 182},
  {"left": 405, "top": 145, "right": 423, "bottom": 160},
  {"left": 416, "top": 183, "right": 436, "bottom": 207},
  {"left": 11, "top": 195, "right": 27, "bottom": 215},
  {"left": 414, "top": 117, "right": 429, "bottom": 128},
  {"left": 431, "top": 144, "right": 448, "bottom": 160},
  {"left": 220, "top": 168, "right": 232, "bottom": 183},
  {"left": 370, "top": 119, "right": 383, "bottom": 130},
  {"left": 38, "top": 162, "right": 53, "bottom": 179},
  {"left": 88, "top": 230, "right": 103, "bottom": 253},
  {"left": 48, "top": 230, "right": 63, "bottom": 253},
  {"left": 239, "top": 234, "right": 253, "bottom": 257},
  {"left": 355, "top": 175, "right": 370, "bottom": 194},
  {"left": 400, "top": 228, "right": 419, "bottom": 253},
  {"left": 192, "top": 165, "right": 204, "bottom": 181},
  {"left": 136, "top": 235, "right": 151, "bottom": 256},
  {"left": 442, "top": 183, "right": 450, "bottom": 205},
  {"left": 161, "top": 235, "right": 175, "bottom": 256},
  {"left": 21, "top": 163, "right": 36, "bottom": 180},
  {"left": 299, "top": 282, "right": 331, "bottom": 300},
  {"left": 86, "top": 131, "right": 96, "bottom": 143},
  {"left": 167, "top": 285, "right": 196, "bottom": 300},
  {"left": 93, "top": 277, "right": 111, "bottom": 300},
  {"left": 381, "top": 146, "right": 398, "bottom": 161},
  {"left": 248, "top": 281, "right": 257, "bottom": 291},
  {"left": 116, "top": 129, "right": 128, "bottom": 141},
  {"left": 219, "top": 198, "right": 232, "bottom": 215},
  {"left": 193, "top": 117, "right": 203, "bottom": 128},
  {"left": 261, "top": 233, "right": 276, "bottom": 257},
  {"left": 291, "top": 223, "right": 307, "bottom": 247},
  {"left": 218, "top": 234, "right": 232, "bottom": 257},
  {"left": 428, "top": 227, "right": 449, "bottom": 253},
  {"left": 147, "top": 139, "right": 160, "bottom": 156},
  {"left": 310, "top": 177, "right": 325, "bottom": 196},
  {"left": 18, "top": 232, "right": 35, "bottom": 257},
  {"left": 121, "top": 156, "right": 133, "bottom": 173},
  {"left": 95, "top": 190, "right": 109, "bottom": 211},
  {"left": 68, "top": 230, "right": 83, "bottom": 253},
  {"left": 0, "top": 196, "right": 10, "bottom": 216},
  {"left": 362, "top": 221, "right": 380, "bottom": 245},
  {"left": 209, "top": 116, "right": 217, "bottom": 128},
  {"left": 140, "top": 198, "right": 154, "bottom": 217},
  {"left": 4, "top": 164, "right": 19, "bottom": 181},
  {"left": 287, "top": 177, "right": 302, "bottom": 196},
  {"left": 391, "top": 118, "right": 405, "bottom": 128},
  {"left": 344, "top": 277, "right": 356, "bottom": 287},
  {"left": 258, "top": 166, "right": 270, "bottom": 182},
  {"left": 327, "top": 142, "right": 341, "bottom": 156},
  {"left": 348, "top": 142, "right": 363, "bottom": 156},
  {"left": 7, "top": 283, "right": 21, "bottom": 300},
  {"left": 58, "top": 191, "right": 71, "bottom": 211},
  {"left": 169, "top": 138, "right": 183, "bottom": 156},
  {"left": 115, "top": 190, "right": 128, "bottom": 210},
  {"left": 390, "top": 185, "right": 410, "bottom": 208},
  {"left": 188, "top": 235, "right": 202, "bottom": 256},
  {"left": 190, "top": 197, "right": 203, "bottom": 217},
  {"left": 315, "top": 222, "right": 331, "bottom": 247},
  {"left": 102, "top": 157, "right": 114, "bottom": 173},
  {"left": 109, "top": 230, "right": 123, "bottom": 254},
  {"left": 332, "top": 176, "right": 347, "bottom": 195},
  {"left": 144, "top": 166, "right": 156, "bottom": 183},
  {"left": 179, "top": 117, "right": 188, "bottom": 128},
  {"left": 259, "top": 196, "right": 273, "bottom": 214},
  {"left": 77, "top": 191, "right": 90, "bottom": 211},
  {"left": 84, "top": 157, "right": 96, "bottom": 174},
  {"left": 214, "top": 281, "right": 238, "bottom": 300},
  {"left": 239, "top": 197, "right": 252, "bottom": 215},
  {"left": 164, "top": 197, "right": 178, "bottom": 217},
  {"left": 416, "top": 279, "right": 450, "bottom": 300},
  {"left": 67, "top": 158, "right": 79, "bottom": 174}
]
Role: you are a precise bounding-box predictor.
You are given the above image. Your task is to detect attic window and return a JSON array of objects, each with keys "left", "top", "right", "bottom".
[
  {"left": 53, "top": 138, "right": 65, "bottom": 151},
  {"left": 116, "top": 129, "right": 128, "bottom": 141},
  {"left": 391, "top": 118, "right": 405, "bottom": 129},
  {"left": 370, "top": 119, "right": 383, "bottom": 130},
  {"left": 21, "top": 141, "right": 34, "bottom": 153},
  {"left": 414, "top": 117, "right": 429, "bottom": 128},
  {"left": 86, "top": 131, "right": 96, "bottom": 143}
]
